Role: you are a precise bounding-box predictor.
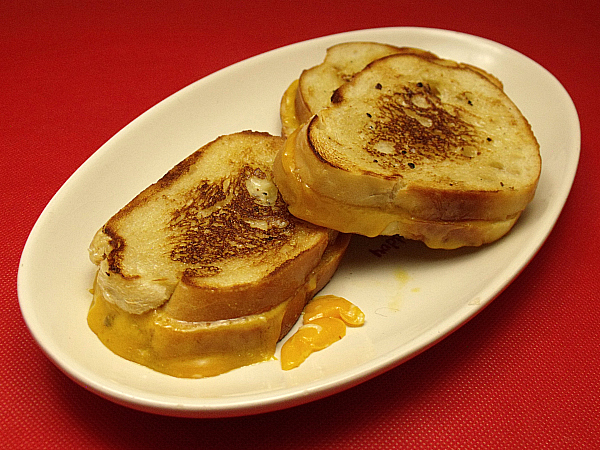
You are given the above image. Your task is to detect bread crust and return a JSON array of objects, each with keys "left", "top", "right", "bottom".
[{"left": 162, "top": 231, "right": 330, "bottom": 321}]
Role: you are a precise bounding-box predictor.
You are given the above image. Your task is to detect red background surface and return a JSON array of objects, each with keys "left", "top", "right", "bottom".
[{"left": 3, "top": 0, "right": 599, "bottom": 448}]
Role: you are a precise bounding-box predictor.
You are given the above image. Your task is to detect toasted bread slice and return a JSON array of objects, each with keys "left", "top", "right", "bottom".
[
  {"left": 274, "top": 53, "right": 541, "bottom": 248},
  {"left": 89, "top": 131, "right": 345, "bottom": 319},
  {"left": 280, "top": 42, "right": 438, "bottom": 136}
]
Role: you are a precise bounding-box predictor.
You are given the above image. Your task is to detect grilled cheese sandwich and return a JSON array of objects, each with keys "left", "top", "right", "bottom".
[
  {"left": 275, "top": 47, "right": 541, "bottom": 248},
  {"left": 88, "top": 131, "right": 350, "bottom": 377}
]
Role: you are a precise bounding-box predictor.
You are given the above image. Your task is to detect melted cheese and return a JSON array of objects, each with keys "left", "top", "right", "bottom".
[
  {"left": 280, "top": 79, "right": 301, "bottom": 136},
  {"left": 246, "top": 176, "right": 278, "bottom": 206},
  {"left": 88, "top": 277, "right": 364, "bottom": 376},
  {"left": 303, "top": 294, "right": 365, "bottom": 326},
  {"left": 88, "top": 282, "right": 286, "bottom": 378},
  {"left": 280, "top": 295, "right": 365, "bottom": 370}
]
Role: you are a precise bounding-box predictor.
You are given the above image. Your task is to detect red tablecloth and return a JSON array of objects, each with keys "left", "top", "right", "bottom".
[{"left": 3, "top": 1, "right": 599, "bottom": 448}]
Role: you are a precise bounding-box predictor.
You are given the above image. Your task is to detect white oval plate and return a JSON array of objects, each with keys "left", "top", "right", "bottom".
[{"left": 18, "top": 27, "right": 579, "bottom": 418}]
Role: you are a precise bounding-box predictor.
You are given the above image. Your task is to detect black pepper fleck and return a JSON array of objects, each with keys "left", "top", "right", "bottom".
[
  {"left": 408, "top": 162, "right": 415, "bottom": 169},
  {"left": 366, "top": 112, "right": 372, "bottom": 118},
  {"left": 375, "top": 83, "right": 382, "bottom": 90}
]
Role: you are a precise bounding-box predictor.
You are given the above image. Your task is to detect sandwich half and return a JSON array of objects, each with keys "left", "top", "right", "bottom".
[
  {"left": 274, "top": 51, "right": 541, "bottom": 249},
  {"left": 88, "top": 131, "right": 349, "bottom": 378}
]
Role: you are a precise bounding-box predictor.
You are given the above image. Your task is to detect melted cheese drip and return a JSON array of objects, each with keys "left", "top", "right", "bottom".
[
  {"left": 303, "top": 294, "right": 366, "bottom": 326},
  {"left": 280, "top": 79, "right": 301, "bottom": 136},
  {"left": 245, "top": 176, "right": 278, "bottom": 206},
  {"left": 280, "top": 295, "right": 365, "bottom": 370},
  {"left": 88, "top": 282, "right": 285, "bottom": 378}
]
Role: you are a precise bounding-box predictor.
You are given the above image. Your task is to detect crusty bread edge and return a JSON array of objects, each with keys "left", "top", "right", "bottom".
[
  {"left": 162, "top": 227, "right": 333, "bottom": 322},
  {"left": 274, "top": 127, "right": 521, "bottom": 249}
]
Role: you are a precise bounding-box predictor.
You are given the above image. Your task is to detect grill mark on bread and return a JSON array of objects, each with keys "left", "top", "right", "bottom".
[
  {"left": 168, "top": 166, "right": 295, "bottom": 269},
  {"left": 341, "top": 81, "right": 477, "bottom": 172},
  {"left": 102, "top": 226, "right": 125, "bottom": 275}
]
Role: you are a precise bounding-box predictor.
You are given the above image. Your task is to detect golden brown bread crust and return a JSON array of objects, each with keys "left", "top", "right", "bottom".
[
  {"left": 132, "top": 232, "right": 350, "bottom": 340},
  {"left": 162, "top": 230, "right": 350, "bottom": 325},
  {"left": 89, "top": 131, "right": 342, "bottom": 316},
  {"left": 162, "top": 230, "right": 331, "bottom": 322},
  {"left": 99, "top": 132, "right": 293, "bottom": 279}
]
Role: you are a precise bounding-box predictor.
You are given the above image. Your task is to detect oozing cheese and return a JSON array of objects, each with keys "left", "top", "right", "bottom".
[
  {"left": 303, "top": 294, "right": 365, "bottom": 326},
  {"left": 88, "top": 286, "right": 364, "bottom": 376},
  {"left": 280, "top": 79, "right": 301, "bottom": 136},
  {"left": 246, "top": 176, "right": 278, "bottom": 206},
  {"left": 280, "top": 295, "right": 365, "bottom": 370},
  {"left": 88, "top": 280, "right": 286, "bottom": 378}
]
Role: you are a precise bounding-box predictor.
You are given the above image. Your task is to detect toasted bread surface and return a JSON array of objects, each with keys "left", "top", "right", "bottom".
[
  {"left": 89, "top": 131, "right": 337, "bottom": 316},
  {"left": 281, "top": 42, "right": 437, "bottom": 136},
  {"left": 308, "top": 53, "right": 541, "bottom": 220}
]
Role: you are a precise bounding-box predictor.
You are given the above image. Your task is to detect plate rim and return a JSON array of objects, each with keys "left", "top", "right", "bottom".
[{"left": 17, "top": 26, "right": 580, "bottom": 418}]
